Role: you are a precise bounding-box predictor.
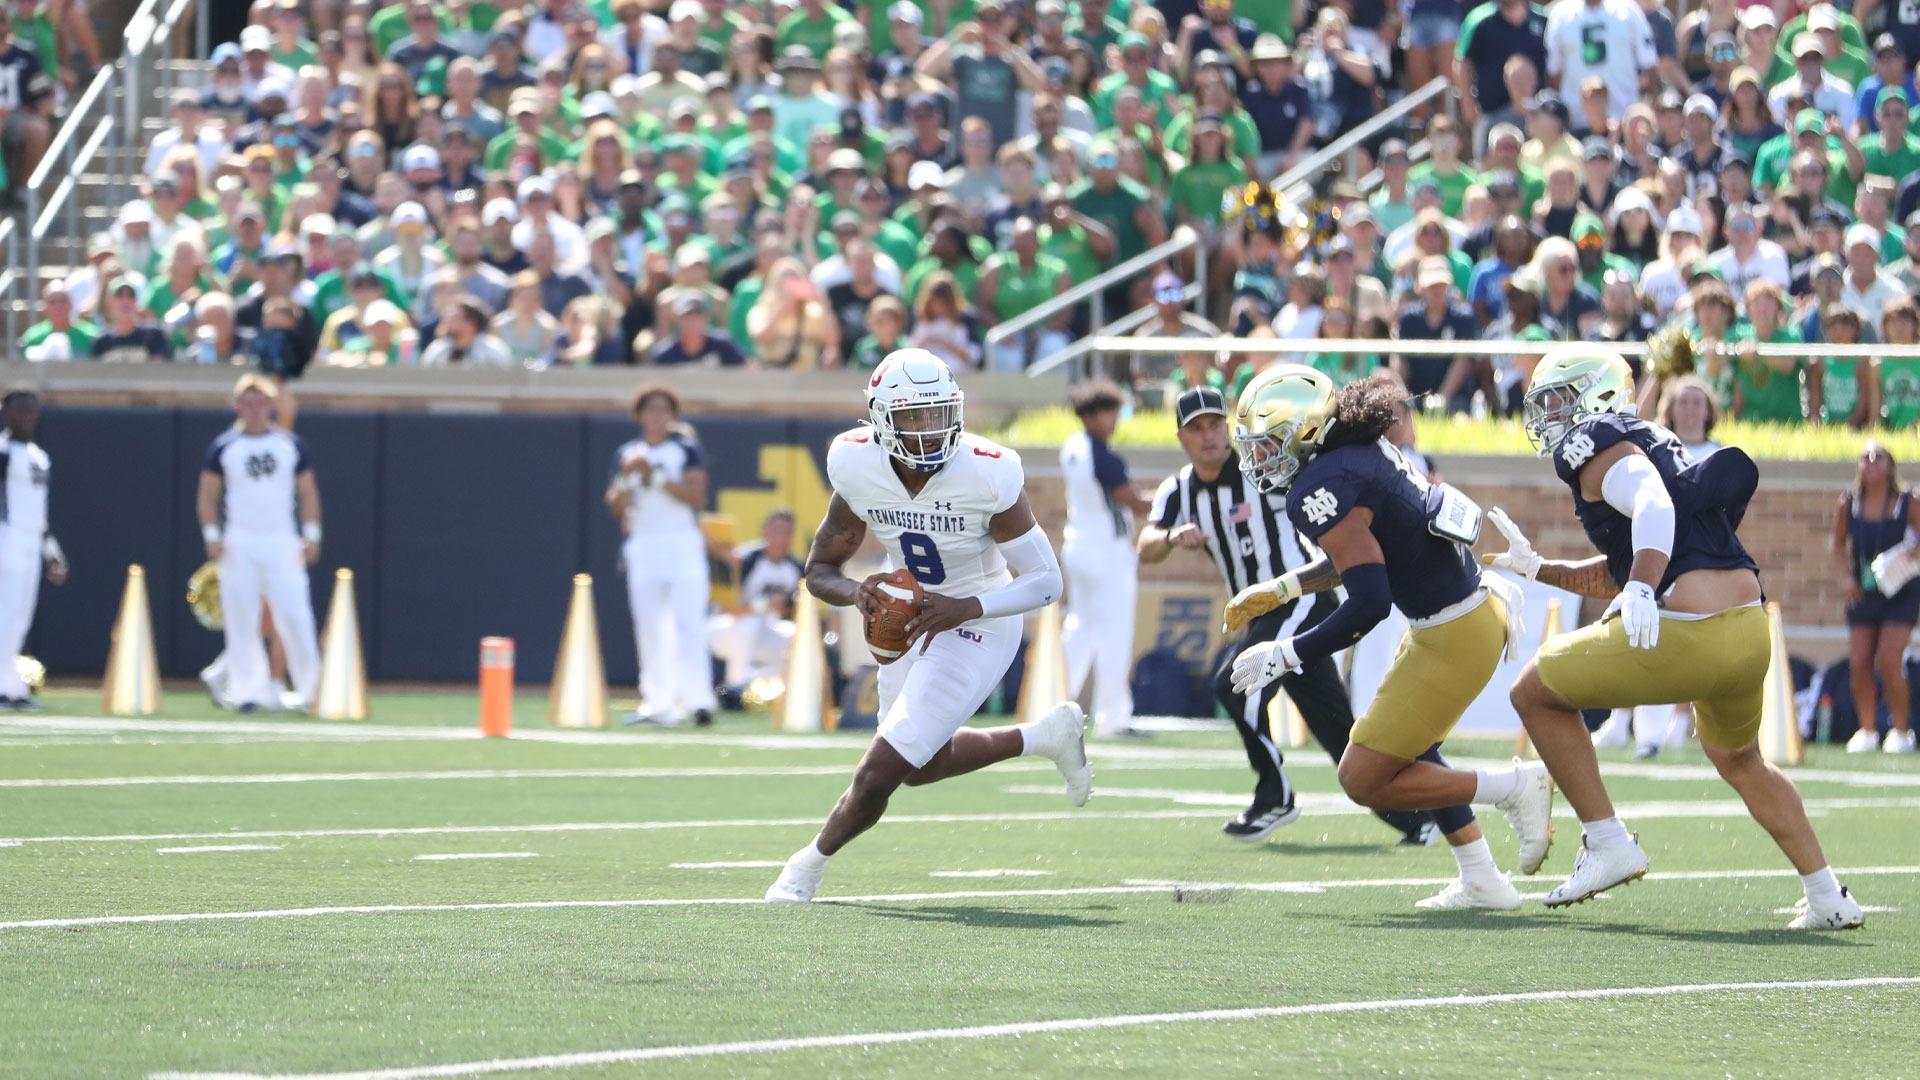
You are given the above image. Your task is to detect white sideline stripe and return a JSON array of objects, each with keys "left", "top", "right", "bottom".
[
  {"left": 669, "top": 861, "right": 787, "bottom": 870},
  {"left": 146, "top": 976, "right": 1920, "bottom": 1080},
  {"left": 927, "top": 869, "right": 1054, "bottom": 878},
  {"left": 1006, "top": 785, "right": 1920, "bottom": 820},
  {"left": 413, "top": 853, "right": 538, "bottom": 862},
  {"left": 0, "top": 810, "right": 1224, "bottom": 848},
  {"left": 0, "top": 766, "right": 857, "bottom": 788},
  {"left": 155, "top": 845, "right": 283, "bottom": 855},
  {"left": 10, "top": 864, "right": 1920, "bottom": 933}
]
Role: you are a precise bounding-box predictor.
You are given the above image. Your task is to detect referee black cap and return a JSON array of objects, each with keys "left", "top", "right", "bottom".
[{"left": 1175, "top": 386, "right": 1227, "bottom": 429}]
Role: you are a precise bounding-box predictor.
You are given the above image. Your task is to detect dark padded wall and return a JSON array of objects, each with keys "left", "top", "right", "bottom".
[{"left": 29, "top": 407, "right": 848, "bottom": 684}]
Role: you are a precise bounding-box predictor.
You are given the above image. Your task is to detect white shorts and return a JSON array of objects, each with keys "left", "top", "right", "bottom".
[{"left": 876, "top": 612, "right": 1023, "bottom": 768}]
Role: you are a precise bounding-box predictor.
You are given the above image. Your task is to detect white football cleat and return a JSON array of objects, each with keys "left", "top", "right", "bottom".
[
  {"left": 1416, "top": 874, "right": 1522, "bottom": 911},
  {"left": 1788, "top": 887, "right": 1866, "bottom": 930},
  {"left": 1543, "top": 834, "right": 1650, "bottom": 908},
  {"left": 1495, "top": 758, "right": 1555, "bottom": 875},
  {"left": 764, "top": 857, "right": 826, "bottom": 903},
  {"left": 1029, "top": 702, "right": 1093, "bottom": 807},
  {"left": 1847, "top": 727, "right": 1881, "bottom": 753},
  {"left": 1883, "top": 728, "right": 1917, "bottom": 754}
]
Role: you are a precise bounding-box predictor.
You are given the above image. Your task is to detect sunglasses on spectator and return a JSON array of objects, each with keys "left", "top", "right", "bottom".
[{"left": 350, "top": 144, "right": 380, "bottom": 157}]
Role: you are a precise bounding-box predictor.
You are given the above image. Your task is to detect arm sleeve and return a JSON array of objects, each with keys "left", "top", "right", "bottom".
[
  {"left": 202, "top": 435, "right": 227, "bottom": 476},
  {"left": 1149, "top": 475, "right": 1183, "bottom": 529},
  {"left": 677, "top": 434, "right": 706, "bottom": 469},
  {"left": 1090, "top": 442, "right": 1131, "bottom": 493},
  {"left": 975, "top": 525, "right": 1064, "bottom": 619},
  {"left": 290, "top": 434, "right": 311, "bottom": 475},
  {"left": 1288, "top": 561, "right": 1393, "bottom": 662},
  {"left": 1600, "top": 451, "right": 1675, "bottom": 558}
]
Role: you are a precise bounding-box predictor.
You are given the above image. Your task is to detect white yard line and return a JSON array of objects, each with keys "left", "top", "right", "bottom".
[
  {"left": 412, "top": 853, "right": 539, "bottom": 862},
  {"left": 5, "top": 864, "right": 1915, "bottom": 933},
  {"left": 0, "top": 810, "right": 1222, "bottom": 848},
  {"left": 0, "top": 766, "right": 859, "bottom": 788},
  {"left": 927, "top": 869, "right": 1054, "bottom": 878},
  {"left": 669, "top": 861, "right": 788, "bottom": 870},
  {"left": 146, "top": 976, "right": 1920, "bottom": 1080},
  {"left": 154, "top": 845, "right": 283, "bottom": 855}
]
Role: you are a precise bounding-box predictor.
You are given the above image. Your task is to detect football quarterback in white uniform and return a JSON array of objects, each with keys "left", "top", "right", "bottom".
[{"left": 766, "top": 349, "right": 1093, "bottom": 903}]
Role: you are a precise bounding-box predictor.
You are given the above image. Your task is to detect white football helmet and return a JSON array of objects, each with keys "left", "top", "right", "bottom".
[{"left": 866, "top": 348, "right": 964, "bottom": 470}]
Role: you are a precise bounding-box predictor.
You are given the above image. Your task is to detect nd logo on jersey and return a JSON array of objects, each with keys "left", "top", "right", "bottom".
[
  {"left": 244, "top": 453, "right": 278, "bottom": 480},
  {"left": 1302, "top": 488, "right": 1339, "bottom": 526},
  {"left": 1560, "top": 431, "right": 1597, "bottom": 470}
]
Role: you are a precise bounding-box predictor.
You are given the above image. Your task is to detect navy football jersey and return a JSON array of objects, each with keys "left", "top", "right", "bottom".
[
  {"left": 1286, "top": 440, "right": 1483, "bottom": 620},
  {"left": 1550, "top": 413, "right": 1759, "bottom": 593}
]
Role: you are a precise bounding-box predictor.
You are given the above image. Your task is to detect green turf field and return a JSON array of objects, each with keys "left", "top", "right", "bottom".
[{"left": 2, "top": 688, "right": 1916, "bottom": 1078}]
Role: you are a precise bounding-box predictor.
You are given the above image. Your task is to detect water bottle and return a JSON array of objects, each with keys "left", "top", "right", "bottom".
[
  {"left": 195, "top": 326, "right": 218, "bottom": 365},
  {"left": 1815, "top": 695, "right": 1834, "bottom": 745}
]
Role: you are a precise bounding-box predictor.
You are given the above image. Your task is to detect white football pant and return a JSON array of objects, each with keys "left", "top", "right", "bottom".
[
  {"left": 625, "top": 532, "right": 717, "bottom": 717},
  {"left": 0, "top": 525, "right": 42, "bottom": 699},
  {"left": 219, "top": 532, "right": 319, "bottom": 709},
  {"left": 1061, "top": 541, "right": 1137, "bottom": 736}
]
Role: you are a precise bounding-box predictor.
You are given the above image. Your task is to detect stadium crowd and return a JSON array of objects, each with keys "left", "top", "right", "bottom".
[{"left": 9, "top": 0, "right": 1920, "bottom": 427}]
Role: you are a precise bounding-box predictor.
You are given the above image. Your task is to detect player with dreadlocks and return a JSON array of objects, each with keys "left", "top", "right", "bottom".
[{"left": 1222, "top": 366, "right": 1554, "bottom": 909}]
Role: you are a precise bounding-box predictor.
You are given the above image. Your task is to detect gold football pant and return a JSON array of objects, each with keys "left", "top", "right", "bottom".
[
  {"left": 1352, "top": 594, "right": 1507, "bottom": 759},
  {"left": 1535, "top": 603, "right": 1770, "bottom": 750}
]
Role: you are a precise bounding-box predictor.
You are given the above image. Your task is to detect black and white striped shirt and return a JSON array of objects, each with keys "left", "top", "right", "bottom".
[{"left": 1149, "top": 449, "right": 1322, "bottom": 597}]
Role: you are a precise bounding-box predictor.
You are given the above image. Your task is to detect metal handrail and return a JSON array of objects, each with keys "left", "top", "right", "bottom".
[
  {"left": 1275, "top": 77, "right": 1452, "bottom": 205},
  {"left": 987, "top": 225, "right": 1200, "bottom": 348},
  {"left": 1025, "top": 282, "right": 1200, "bottom": 378},
  {"left": 22, "top": 63, "right": 115, "bottom": 294},
  {"left": 1088, "top": 337, "right": 1898, "bottom": 360}
]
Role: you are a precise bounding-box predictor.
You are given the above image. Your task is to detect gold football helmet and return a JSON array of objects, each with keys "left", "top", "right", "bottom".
[
  {"left": 1523, "top": 344, "right": 1635, "bottom": 457},
  {"left": 1233, "top": 364, "right": 1338, "bottom": 494},
  {"left": 186, "top": 560, "right": 224, "bottom": 631}
]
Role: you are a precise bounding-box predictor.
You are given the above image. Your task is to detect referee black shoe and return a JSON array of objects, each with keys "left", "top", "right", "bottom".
[{"left": 1222, "top": 799, "right": 1300, "bottom": 842}]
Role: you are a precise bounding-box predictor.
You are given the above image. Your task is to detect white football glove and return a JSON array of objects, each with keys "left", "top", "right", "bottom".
[
  {"left": 1480, "top": 507, "right": 1541, "bottom": 581},
  {"left": 1604, "top": 580, "right": 1660, "bottom": 649},
  {"left": 1230, "top": 637, "right": 1302, "bottom": 696}
]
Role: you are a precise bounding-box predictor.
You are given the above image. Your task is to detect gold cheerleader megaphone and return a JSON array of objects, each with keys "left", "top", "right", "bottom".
[{"left": 186, "top": 560, "right": 223, "bottom": 631}]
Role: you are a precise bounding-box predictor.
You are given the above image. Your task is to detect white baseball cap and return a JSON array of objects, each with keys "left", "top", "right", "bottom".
[
  {"left": 1665, "top": 205, "right": 1703, "bottom": 236},
  {"left": 391, "top": 201, "right": 430, "bottom": 229},
  {"left": 482, "top": 197, "right": 519, "bottom": 226},
  {"left": 1846, "top": 223, "right": 1882, "bottom": 251},
  {"left": 907, "top": 160, "right": 947, "bottom": 190},
  {"left": 401, "top": 144, "right": 441, "bottom": 172},
  {"left": 239, "top": 24, "right": 272, "bottom": 51},
  {"left": 888, "top": 1, "right": 923, "bottom": 24},
  {"left": 668, "top": 0, "right": 703, "bottom": 20},
  {"left": 517, "top": 174, "right": 554, "bottom": 201}
]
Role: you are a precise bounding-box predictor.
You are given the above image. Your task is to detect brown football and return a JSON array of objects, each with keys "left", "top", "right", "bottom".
[{"left": 864, "top": 568, "right": 924, "bottom": 664}]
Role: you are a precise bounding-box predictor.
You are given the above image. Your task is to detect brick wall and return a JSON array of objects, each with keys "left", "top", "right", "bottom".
[{"left": 1021, "top": 448, "right": 1859, "bottom": 660}]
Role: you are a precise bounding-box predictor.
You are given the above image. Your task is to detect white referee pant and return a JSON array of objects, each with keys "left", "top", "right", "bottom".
[
  {"left": 0, "top": 525, "right": 42, "bottom": 699},
  {"left": 624, "top": 530, "right": 717, "bottom": 718},
  {"left": 1061, "top": 537, "right": 1137, "bottom": 736},
  {"left": 219, "top": 530, "right": 320, "bottom": 709}
]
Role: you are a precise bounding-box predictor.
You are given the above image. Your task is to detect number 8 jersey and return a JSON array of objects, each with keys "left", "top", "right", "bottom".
[{"left": 826, "top": 426, "right": 1025, "bottom": 599}]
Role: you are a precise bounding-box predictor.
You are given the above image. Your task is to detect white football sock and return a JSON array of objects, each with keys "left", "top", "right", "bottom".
[
  {"left": 1451, "top": 837, "right": 1498, "bottom": 880},
  {"left": 1017, "top": 721, "right": 1043, "bottom": 757},
  {"left": 791, "top": 841, "right": 829, "bottom": 870},
  {"left": 1471, "top": 766, "right": 1520, "bottom": 805},
  {"left": 1581, "top": 816, "right": 1631, "bottom": 849},
  {"left": 1801, "top": 866, "right": 1842, "bottom": 904}
]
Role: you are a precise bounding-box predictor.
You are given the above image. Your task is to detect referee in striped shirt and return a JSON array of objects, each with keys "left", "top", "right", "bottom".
[{"left": 1138, "top": 387, "right": 1432, "bottom": 845}]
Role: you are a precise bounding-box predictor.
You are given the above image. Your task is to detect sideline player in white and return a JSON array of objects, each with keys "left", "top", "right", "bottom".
[
  {"left": 766, "top": 349, "right": 1093, "bottom": 903},
  {"left": 606, "top": 383, "right": 718, "bottom": 727},
  {"left": 1059, "top": 379, "right": 1151, "bottom": 738},
  {"left": 196, "top": 375, "right": 322, "bottom": 713},
  {"left": 0, "top": 389, "right": 67, "bottom": 709},
  {"left": 708, "top": 509, "right": 803, "bottom": 692}
]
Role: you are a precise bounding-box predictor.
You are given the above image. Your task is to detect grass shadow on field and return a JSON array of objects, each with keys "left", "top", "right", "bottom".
[
  {"left": 1300, "top": 909, "right": 1872, "bottom": 948},
  {"left": 858, "top": 904, "right": 1127, "bottom": 931},
  {"left": 1252, "top": 843, "right": 1395, "bottom": 858}
]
